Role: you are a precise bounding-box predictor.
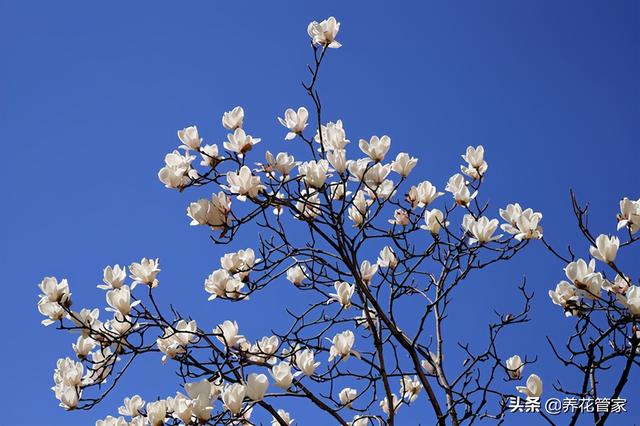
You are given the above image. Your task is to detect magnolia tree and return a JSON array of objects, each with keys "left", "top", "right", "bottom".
[{"left": 38, "top": 17, "right": 639, "bottom": 426}]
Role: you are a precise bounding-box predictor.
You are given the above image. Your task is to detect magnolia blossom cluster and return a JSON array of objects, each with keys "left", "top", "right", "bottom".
[
  {"left": 151, "top": 100, "right": 559, "bottom": 426},
  {"left": 41, "top": 14, "right": 617, "bottom": 425},
  {"left": 158, "top": 70, "right": 545, "bottom": 262},
  {"left": 96, "top": 379, "right": 224, "bottom": 425},
  {"left": 52, "top": 357, "right": 83, "bottom": 410},
  {"left": 461, "top": 203, "right": 543, "bottom": 245},
  {"left": 548, "top": 199, "right": 636, "bottom": 317},
  {"left": 157, "top": 320, "right": 198, "bottom": 363},
  {"left": 94, "top": 377, "right": 293, "bottom": 425},
  {"left": 38, "top": 259, "right": 161, "bottom": 409},
  {"left": 204, "top": 248, "right": 258, "bottom": 300}
]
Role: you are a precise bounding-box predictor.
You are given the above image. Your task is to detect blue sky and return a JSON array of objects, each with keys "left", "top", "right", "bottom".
[{"left": 1, "top": 1, "right": 638, "bottom": 425}]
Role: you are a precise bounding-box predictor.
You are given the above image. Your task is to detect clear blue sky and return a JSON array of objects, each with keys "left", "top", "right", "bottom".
[{"left": 1, "top": 1, "right": 638, "bottom": 425}]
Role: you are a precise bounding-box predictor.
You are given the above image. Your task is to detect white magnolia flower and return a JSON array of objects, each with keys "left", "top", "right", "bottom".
[
  {"left": 407, "top": 181, "right": 443, "bottom": 209},
  {"left": 286, "top": 264, "right": 307, "bottom": 286},
  {"left": 220, "top": 248, "right": 257, "bottom": 280},
  {"left": 351, "top": 415, "right": 370, "bottom": 426},
  {"left": 499, "top": 203, "right": 522, "bottom": 225},
  {"left": 295, "top": 190, "right": 321, "bottom": 220},
  {"left": 506, "top": 355, "right": 524, "bottom": 379},
  {"left": 226, "top": 166, "right": 264, "bottom": 201},
  {"left": 380, "top": 393, "right": 402, "bottom": 415},
  {"left": 462, "top": 213, "right": 474, "bottom": 233},
  {"left": 215, "top": 320, "right": 245, "bottom": 347},
  {"left": 222, "top": 383, "right": 246, "bottom": 415},
  {"left": 262, "top": 151, "right": 298, "bottom": 178},
  {"left": 579, "top": 272, "right": 604, "bottom": 299},
  {"left": 39, "top": 277, "right": 71, "bottom": 304},
  {"left": 246, "top": 373, "right": 269, "bottom": 401},
  {"left": 95, "top": 416, "right": 128, "bottom": 426},
  {"left": 360, "top": 260, "right": 378, "bottom": 284},
  {"left": 460, "top": 145, "right": 488, "bottom": 179},
  {"left": 500, "top": 205, "right": 543, "bottom": 240},
  {"left": 170, "top": 392, "right": 195, "bottom": 424},
  {"left": 347, "top": 158, "right": 372, "bottom": 181},
  {"left": 349, "top": 191, "right": 370, "bottom": 227},
  {"left": 200, "top": 143, "right": 222, "bottom": 167},
  {"left": 617, "top": 197, "right": 640, "bottom": 234},
  {"left": 106, "top": 286, "right": 139, "bottom": 316},
  {"left": 299, "top": 159, "right": 330, "bottom": 188},
  {"left": 516, "top": 374, "right": 543, "bottom": 398},
  {"left": 72, "top": 335, "right": 96, "bottom": 359},
  {"left": 389, "top": 208, "right": 409, "bottom": 226},
  {"left": 53, "top": 357, "right": 84, "bottom": 390},
  {"left": 129, "top": 258, "right": 161, "bottom": 288},
  {"left": 327, "top": 149, "right": 347, "bottom": 173},
  {"left": 549, "top": 281, "right": 580, "bottom": 316},
  {"left": 589, "top": 234, "right": 619, "bottom": 264},
  {"left": 363, "top": 163, "right": 391, "bottom": 186},
  {"left": 445, "top": 173, "right": 475, "bottom": 206},
  {"left": 118, "top": 395, "right": 145, "bottom": 417},
  {"left": 53, "top": 382, "right": 80, "bottom": 410},
  {"left": 146, "top": 400, "right": 168, "bottom": 426},
  {"left": 359, "top": 135, "right": 390, "bottom": 162},
  {"left": 156, "top": 332, "right": 185, "bottom": 363},
  {"left": 128, "top": 416, "right": 146, "bottom": 426},
  {"left": 69, "top": 308, "right": 100, "bottom": 336},
  {"left": 339, "top": 387, "right": 357, "bottom": 406},
  {"left": 204, "top": 269, "right": 245, "bottom": 300},
  {"left": 370, "top": 179, "right": 395, "bottom": 200},
  {"left": 328, "top": 330, "right": 357, "bottom": 362},
  {"left": 400, "top": 376, "right": 422, "bottom": 403},
  {"left": 178, "top": 125, "right": 202, "bottom": 151},
  {"left": 329, "top": 281, "right": 355, "bottom": 309},
  {"left": 272, "top": 409, "right": 293, "bottom": 426},
  {"left": 421, "top": 209, "right": 448, "bottom": 235},
  {"left": 249, "top": 335, "right": 279, "bottom": 364},
  {"left": 98, "top": 265, "right": 127, "bottom": 290},
  {"left": 549, "top": 281, "right": 582, "bottom": 315},
  {"left": 84, "top": 347, "right": 116, "bottom": 385},
  {"left": 295, "top": 348, "right": 320, "bottom": 376},
  {"left": 618, "top": 285, "right": 640, "bottom": 316},
  {"left": 467, "top": 216, "right": 501, "bottom": 245},
  {"left": 564, "top": 258, "right": 596, "bottom": 288},
  {"left": 106, "top": 312, "right": 134, "bottom": 338},
  {"left": 185, "top": 378, "right": 221, "bottom": 421},
  {"left": 315, "top": 120, "right": 349, "bottom": 150},
  {"left": 185, "top": 378, "right": 221, "bottom": 402},
  {"left": 187, "top": 192, "right": 232, "bottom": 230},
  {"left": 603, "top": 274, "right": 630, "bottom": 294},
  {"left": 224, "top": 128, "right": 260, "bottom": 157},
  {"left": 158, "top": 150, "right": 197, "bottom": 189},
  {"left": 391, "top": 152, "right": 417, "bottom": 177},
  {"left": 37, "top": 277, "right": 72, "bottom": 323},
  {"left": 330, "top": 181, "right": 350, "bottom": 201},
  {"left": 157, "top": 320, "right": 198, "bottom": 362},
  {"left": 278, "top": 107, "right": 309, "bottom": 140},
  {"left": 270, "top": 362, "right": 294, "bottom": 389},
  {"left": 222, "top": 106, "right": 244, "bottom": 130},
  {"left": 377, "top": 246, "right": 398, "bottom": 269},
  {"left": 38, "top": 298, "right": 66, "bottom": 326},
  {"left": 307, "top": 16, "right": 341, "bottom": 48}
]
